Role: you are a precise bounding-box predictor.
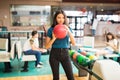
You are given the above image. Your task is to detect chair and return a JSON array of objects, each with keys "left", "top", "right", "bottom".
[
  {"left": 16, "top": 41, "right": 36, "bottom": 72},
  {"left": 0, "top": 39, "right": 15, "bottom": 62},
  {"left": 83, "top": 36, "right": 95, "bottom": 48},
  {"left": 0, "top": 39, "right": 15, "bottom": 72},
  {"left": 71, "top": 36, "right": 95, "bottom": 51},
  {"left": 76, "top": 36, "right": 96, "bottom": 53},
  {"left": 0, "top": 38, "right": 8, "bottom": 51},
  {"left": 103, "top": 54, "right": 119, "bottom": 59}
]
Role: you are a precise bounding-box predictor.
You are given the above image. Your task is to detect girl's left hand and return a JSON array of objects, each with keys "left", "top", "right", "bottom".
[{"left": 64, "top": 25, "right": 70, "bottom": 32}]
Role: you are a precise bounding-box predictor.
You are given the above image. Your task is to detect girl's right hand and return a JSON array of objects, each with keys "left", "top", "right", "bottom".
[
  {"left": 52, "top": 32, "right": 56, "bottom": 40},
  {"left": 105, "top": 42, "right": 110, "bottom": 46}
]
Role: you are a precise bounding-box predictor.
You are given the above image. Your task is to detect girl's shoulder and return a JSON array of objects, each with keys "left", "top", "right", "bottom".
[
  {"left": 111, "top": 39, "right": 118, "bottom": 45},
  {"left": 47, "top": 27, "right": 54, "bottom": 33},
  {"left": 47, "top": 27, "right": 54, "bottom": 37},
  {"left": 109, "top": 39, "right": 117, "bottom": 42},
  {"left": 113, "top": 39, "right": 118, "bottom": 41},
  {"left": 48, "top": 27, "right": 54, "bottom": 31}
]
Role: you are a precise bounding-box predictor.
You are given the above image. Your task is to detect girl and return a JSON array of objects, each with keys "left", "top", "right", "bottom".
[
  {"left": 45, "top": 9, "right": 75, "bottom": 80},
  {"left": 95, "top": 32, "right": 118, "bottom": 57}
]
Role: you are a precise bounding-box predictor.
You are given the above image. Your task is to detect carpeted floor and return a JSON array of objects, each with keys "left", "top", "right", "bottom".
[{"left": 0, "top": 54, "right": 78, "bottom": 78}]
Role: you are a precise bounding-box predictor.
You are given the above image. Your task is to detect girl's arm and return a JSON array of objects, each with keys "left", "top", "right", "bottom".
[
  {"left": 109, "top": 43, "right": 118, "bottom": 52},
  {"left": 45, "top": 33, "right": 56, "bottom": 49},
  {"left": 107, "top": 39, "right": 118, "bottom": 51},
  {"left": 65, "top": 25, "right": 76, "bottom": 46},
  {"left": 68, "top": 31, "right": 76, "bottom": 46}
]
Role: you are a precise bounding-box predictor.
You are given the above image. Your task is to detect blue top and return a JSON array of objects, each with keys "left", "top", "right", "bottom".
[{"left": 47, "top": 27, "right": 72, "bottom": 48}]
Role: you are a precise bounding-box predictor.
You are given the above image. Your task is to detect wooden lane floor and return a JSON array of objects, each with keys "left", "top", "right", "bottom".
[{"left": 0, "top": 74, "right": 88, "bottom": 80}]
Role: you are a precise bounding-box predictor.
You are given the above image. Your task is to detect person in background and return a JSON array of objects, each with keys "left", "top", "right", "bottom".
[
  {"left": 100, "top": 17, "right": 104, "bottom": 21},
  {"left": 23, "top": 30, "right": 46, "bottom": 69},
  {"left": 45, "top": 9, "right": 75, "bottom": 80},
  {"left": 91, "top": 18, "right": 98, "bottom": 36},
  {"left": 95, "top": 32, "right": 118, "bottom": 58}
]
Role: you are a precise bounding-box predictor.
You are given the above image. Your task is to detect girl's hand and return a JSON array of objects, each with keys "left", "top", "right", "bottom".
[
  {"left": 64, "top": 25, "right": 70, "bottom": 32},
  {"left": 105, "top": 42, "right": 109, "bottom": 45},
  {"left": 105, "top": 42, "right": 112, "bottom": 46},
  {"left": 64, "top": 25, "right": 75, "bottom": 45},
  {"left": 52, "top": 32, "right": 56, "bottom": 40}
]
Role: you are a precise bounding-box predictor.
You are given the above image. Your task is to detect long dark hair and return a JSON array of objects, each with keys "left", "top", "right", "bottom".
[
  {"left": 106, "top": 32, "right": 116, "bottom": 42},
  {"left": 51, "top": 9, "right": 68, "bottom": 28}
]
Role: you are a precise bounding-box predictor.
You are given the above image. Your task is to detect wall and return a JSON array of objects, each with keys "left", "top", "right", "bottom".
[
  {"left": 84, "top": 21, "right": 120, "bottom": 36},
  {"left": 0, "top": 0, "right": 61, "bottom": 30},
  {"left": 0, "top": 1, "right": 10, "bottom": 27},
  {"left": 96, "top": 21, "right": 120, "bottom": 36}
]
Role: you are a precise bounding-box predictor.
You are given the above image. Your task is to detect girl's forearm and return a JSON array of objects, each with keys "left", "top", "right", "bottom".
[
  {"left": 45, "top": 38, "right": 56, "bottom": 49},
  {"left": 68, "top": 31, "right": 75, "bottom": 46}
]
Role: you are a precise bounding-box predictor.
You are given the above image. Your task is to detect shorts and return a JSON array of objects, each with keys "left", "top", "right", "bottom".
[{"left": 104, "top": 48, "right": 114, "bottom": 54}]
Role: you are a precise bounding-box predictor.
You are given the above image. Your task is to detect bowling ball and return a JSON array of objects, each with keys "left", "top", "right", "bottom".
[
  {"left": 69, "top": 50, "right": 75, "bottom": 57},
  {"left": 53, "top": 24, "right": 67, "bottom": 39},
  {"left": 76, "top": 54, "right": 90, "bottom": 66},
  {"left": 89, "top": 55, "right": 97, "bottom": 60},
  {"left": 80, "top": 51, "right": 87, "bottom": 56},
  {"left": 72, "top": 52, "right": 79, "bottom": 60}
]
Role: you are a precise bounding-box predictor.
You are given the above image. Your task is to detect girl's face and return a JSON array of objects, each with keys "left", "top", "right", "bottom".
[
  {"left": 107, "top": 35, "right": 112, "bottom": 40},
  {"left": 56, "top": 13, "right": 65, "bottom": 24}
]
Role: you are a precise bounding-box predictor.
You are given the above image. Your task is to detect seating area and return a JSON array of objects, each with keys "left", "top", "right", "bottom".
[{"left": 0, "top": 37, "right": 48, "bottom": 72}]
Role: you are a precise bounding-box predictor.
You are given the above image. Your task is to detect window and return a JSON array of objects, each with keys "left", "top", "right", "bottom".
[{"left": 10, "top": 5, "right": 51, "bottom": 27}]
